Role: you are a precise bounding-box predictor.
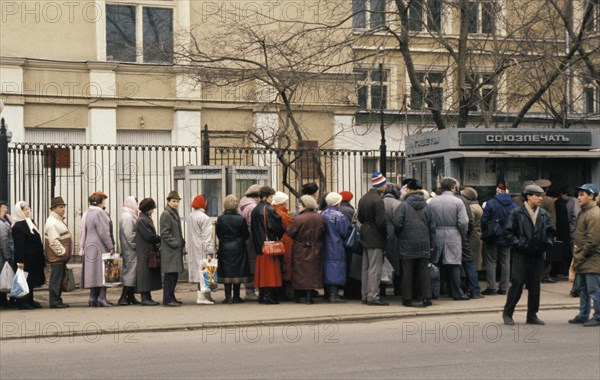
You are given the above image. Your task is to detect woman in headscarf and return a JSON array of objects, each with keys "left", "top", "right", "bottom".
[
  {"left": 118, "top": 196, "right": 140, "bottom": 305},
  {"left": 135, "top": 198, "right": 162, "bottom": 306},
  {"left": 11, "top": 201, "right": 46, "bottom": 309},
  {"left": 271, "top": 191, "right": 294, "bottom": 300}
]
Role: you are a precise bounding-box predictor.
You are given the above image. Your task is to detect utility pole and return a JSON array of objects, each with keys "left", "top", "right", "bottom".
[{"left": 379, "top": 63, "right": 387, "bottom": 177}]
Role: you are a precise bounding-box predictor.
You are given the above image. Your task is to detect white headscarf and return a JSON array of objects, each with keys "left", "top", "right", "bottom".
[
  {"left": 12, "top": 201, "right": 39, "bottom": 235},
  {"left": 122, "top": 196, "right": 139, "bottom": 220}
]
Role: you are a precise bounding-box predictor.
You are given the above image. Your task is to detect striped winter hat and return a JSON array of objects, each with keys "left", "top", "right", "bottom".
[{"left": 371, "top": 172, "right": 387, "bottom": 188}]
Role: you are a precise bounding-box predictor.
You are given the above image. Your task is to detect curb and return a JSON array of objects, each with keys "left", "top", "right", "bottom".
[{"left": 1, "top": 303, "right": 578, "bottom": 341}]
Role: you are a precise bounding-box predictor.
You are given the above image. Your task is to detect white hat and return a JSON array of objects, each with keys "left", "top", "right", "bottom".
[
  {"left": 325, "top": 192, "right": 343, "bottom": 206},
  {"left": 272, "top": 191, "right": 289, "bottom": 205}
]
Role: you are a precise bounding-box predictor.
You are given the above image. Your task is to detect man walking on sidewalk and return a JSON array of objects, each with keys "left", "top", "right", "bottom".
[
  {"left": 568, "top": 184, "right": 600, "bottom": 327},
  {"left": 357, "top": 172, "right": 388, "bottom": 306},
  {"left": 44, "top": 197, "right": 72, "bottom": 308},
  {"left": 503, "top": 185, "right": 556, "bottom": 326}
]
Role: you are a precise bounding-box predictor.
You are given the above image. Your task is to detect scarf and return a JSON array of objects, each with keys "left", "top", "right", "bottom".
[
  {"left": 12, "top": 201, "right": 39, "bottom": 235},
  {"left": 122, "top": 196, "right": 139, "bottom": 220},
  {"left": 524, "top": 202, "right": 539, "bottom": 226}
]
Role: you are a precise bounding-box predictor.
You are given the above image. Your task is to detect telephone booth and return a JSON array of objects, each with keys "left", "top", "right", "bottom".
[
  {"left": 173, "top": 166, "right": 226, "bottom": 219},
  {"left": 226, "top": 166, "right": 272, "bottom": 200}
]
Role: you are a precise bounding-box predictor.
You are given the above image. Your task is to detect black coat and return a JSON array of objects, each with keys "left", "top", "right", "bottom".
[
  {"left": 12, "top": 221, "right": 46, "bottom": 288},
  {"left": 505, "top": 204, "right": 556, "bottom": 256},
  {"left": 250, "top": 201, "right": 284, "bottom": 255},
  {"left": 216, "top": 211, "right": 251, "bottom": 283},
  {"left": 393, "top": 192, "right": 436, "bottom": 260},
  {"left": 357, "top": 189, "right": 387, "bottom": 249},
  {"left": 135, "top": 213, "right": 162, "bottom": 292}
]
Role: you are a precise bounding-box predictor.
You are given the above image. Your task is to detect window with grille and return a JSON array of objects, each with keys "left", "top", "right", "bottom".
[
  {"left": 355, "top": 68, "right": 389, "bottom": 110},
  {"left": 410, "top": 72, "right": 444, "bottom": 110},
  {"left": 106, "top": 3, "right": 173, "bottom": 63}
]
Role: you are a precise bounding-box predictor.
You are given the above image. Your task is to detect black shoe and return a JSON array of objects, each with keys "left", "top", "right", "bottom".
[
  {"left": 497, "top": 290, "right": 507, "bottom": 295},
  {"left": 163, "top": 301, "right": 181, "bottom": 307},
  {"left": 453, "top": 295, "right": 470, "bottom": 301},
  {"left": 422, "top": 299, "right": 432, "bottom": 307},
  {"left": 30, "top": 301, "right": 43, "bottom": 309},
  {"left": 367, "top": 299, "right": 389, "bottom": 306},
  {"left": 568, "top": 316, "right": 587, "bottom": 324},
  {"left": 174, "top": 299, "right": 183, "bottom": 305},
  {"left": 222, "top": 297, "right": 233, "bottom": 304},
  {"left": 481, "top": 288, "right": 497, "bottom": 296},
  {"left": 583, "top": 319, "right": 600, "bottom": 327},
  {"left": 141, "top": 299, "right": 159, "bottom": 306},
  {"left": 18, "top": 303, "right": 35, "bottom": 310},
  {"left": 570, "top": 289, "right": 579, "bottom": 298},
  {"left": 232, "top": 296, "right": 245, "bottom": 304},
  {"left": 503, "top": 314, "right": 515, "bottom": 326},
  {"left": 263, "top": 296, "right": 279, "bottom": 305},
  {"left": 402, "top": 300, "right": 414, "bottom": 307},
  {"left": 50, "top": 303, "right": 70, "bottom": 309},
  {"left": 526, "top": 316, "right": 545, "bottom": 325},
  {"left": 470, "top": 293, "right": 485, "bottom": 299}
]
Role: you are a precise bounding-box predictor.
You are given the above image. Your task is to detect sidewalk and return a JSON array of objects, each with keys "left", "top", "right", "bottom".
[{"left": 0, "top": 279, "right": 578, "bottom": 341}]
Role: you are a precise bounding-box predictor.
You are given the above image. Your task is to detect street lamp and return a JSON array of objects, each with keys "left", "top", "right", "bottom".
[{"left": 0, "top": 100, "right": 13, "bottom": 203}]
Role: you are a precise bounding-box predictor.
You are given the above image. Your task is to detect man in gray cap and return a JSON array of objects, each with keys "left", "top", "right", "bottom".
[
  {"left": 45, "top": 196, "right": 72, "bottom": 308},
  {"left": 502, "top": 184, "right": 556, "bottom": 326}
]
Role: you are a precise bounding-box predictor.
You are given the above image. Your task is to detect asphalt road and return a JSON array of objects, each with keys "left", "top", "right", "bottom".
[{"left": 1, "top": 309, "right": 598, "bottom": 379}]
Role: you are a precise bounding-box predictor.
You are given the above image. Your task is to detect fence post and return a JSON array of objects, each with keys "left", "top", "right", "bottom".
[
  {"left": 50, "top": 149, "right": 56, "bottom": 199},
  {"left": 0, "top": 118, "right": 9, "bottom": 203},
  {"left": 202, "top": 124, "right": 210, "bottom": 165}
]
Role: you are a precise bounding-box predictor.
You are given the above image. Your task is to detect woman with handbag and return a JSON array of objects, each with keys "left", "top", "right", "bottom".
[
  {"left": 118, "top": 196, "right": 140, "bottom": 305},
  {"left": 216, "top": 195, "right": 251, "bottom": 304},
  {"left": 135, "top": 198, "right": 162, "bottom": 306},
  {"left": 11, "top": 201, "right": 46, "bottom": 310},
  {"left": 287, "top": 195, "right": 325, "bottom": 304},
  {"left": 250, "top": 186, "right": 285, "bottom": 304}
]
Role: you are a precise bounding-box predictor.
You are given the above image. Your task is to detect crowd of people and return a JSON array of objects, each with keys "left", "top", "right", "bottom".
[{"left": 0, "top": 173, "right": 598, "bottom": 327}]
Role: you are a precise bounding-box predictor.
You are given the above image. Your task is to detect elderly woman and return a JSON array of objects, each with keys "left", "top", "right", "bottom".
[
  {"left": 118, "top": 196, "right": 140, "bottom": 305},
  {"left": 250, "top": 186, "right": 285, "bottom": 304},
  {"left": 321, "top": 192, "right": 351, "bottom": 303},
  {"left": 12, "top": 201, "right": 46, "bottom": 309},
  {"left": 287, "top": 195, "right": 325, "bottom": 304},
  {"left": 271, "top": 191, "right": 294, "bottom": 299},
  {"left": 81, "top": 193, "right": 115, "bottom": 307},
  {"left": 188, "top": 195, "right": 217, "bottom": 305},
  {"left": 135, "top": 198, "right": 162, "bottom": 306},
  {"left": 216, "top": 195, "right": 251, "bottom": 304},
  {"left": 0, "top": 201, "right": 14, "bottom": 309}
]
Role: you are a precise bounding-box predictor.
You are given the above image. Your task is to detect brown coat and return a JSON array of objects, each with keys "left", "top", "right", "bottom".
[
  {"left": 287, "top": 208, "right": 325, "bottom": 290},
  {"left": 573, "top": 201, "right": 600, "bottom": 274}
]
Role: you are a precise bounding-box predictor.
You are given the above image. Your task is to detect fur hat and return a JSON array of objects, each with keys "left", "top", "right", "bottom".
[
  {"left": 461, "top": 187, "right": 478, "bottom": 201},
  {"left": 325, "top": 192, "right": 343, "bottom": 206},
  {"left": 244, "top": 184, "right": 262, "bottom": 197},
  {"left": 223, "top": 194, "right": 238, "bottom": 211},
  {"left": 191, "top": 195, "right": 206, "bottom": 210},
  {"left": 272, "top": 191, "right": 289, "bottom": 205},
  {"left": 299, "top": 195, "right": 318, "bottom": 210},
  {"left": 139, "top": 198, "right": 156, "bottom": 213}
]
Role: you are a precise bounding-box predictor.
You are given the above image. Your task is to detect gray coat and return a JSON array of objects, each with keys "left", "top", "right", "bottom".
[
  {"left": 160, "top": 206, "right": 185, "bottom": 274},
  {"left": 383, "top": 194, "right": 401, "bottom": 272},
  {"left": 393, "top": 192, "right": 436, "bottom": 260},
  {"left": 119, "top": 212, "right": 137, "bottom": 287},
  {"left": 428, "top": 191, "right": 468, "bottom": 265},
  {"left": 0, "top": 218, "right": 14, "bottom": 269},
  {"left": 81, "top": 207, "right": 114, "bottom": 288},
  {"left": 135, "top": 213, "right": 162, "bottom": 292}
]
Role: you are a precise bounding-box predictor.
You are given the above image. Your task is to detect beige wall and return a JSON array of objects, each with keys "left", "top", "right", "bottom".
[{"left": 24, "top": 103, "right": 88, "bottom": 128}]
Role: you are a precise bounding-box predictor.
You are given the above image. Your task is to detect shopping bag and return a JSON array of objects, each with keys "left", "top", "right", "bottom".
[
  {"left": 199, "top": 255, "right": 218, "bottom": 292},
  {"left": 102, "top": 253, "right": 122, "bottom": 287},
  {"left": 381, "top": 257, "right": 394, "bottom": 284},
  {"left": 0, "top": 262, "right": 15, "bottom": 292},
  {"left": 10, "top": 268, "right": 29, "bottom": 298},
  {"left": 61, "top": 266, "right": 76, "bottom": 292}
]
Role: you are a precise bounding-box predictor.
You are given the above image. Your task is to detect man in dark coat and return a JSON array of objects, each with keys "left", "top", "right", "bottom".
[
  {"left": 455, "top": 185, "right": 483, "bottom": 299},
  {"left": 357, "top": 172, "right": 388, "bottom": 306},
  {"left": 160, "top": 191, "right": 185, "bottom": 307},
  {"left": 503, "top": 184, "right": 556, "bottom": 326}
]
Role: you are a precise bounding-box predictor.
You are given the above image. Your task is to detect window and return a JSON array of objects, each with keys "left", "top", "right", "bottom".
[
  {"left": 355, "top": 68, "right": 389, "bottom": 110},
  {"left": 410, "top": 72, "right": 444, "bottom": 110},
  {"left": 585, "top": 0, "right": 600, "bottom": 33},
  {"left": 408, "top": 0, "right": 442, "bottom": 33},
  {"left": 466, "top": 74, "right": 497, "bottom": 112},
  {"left": 466, "top": 1, "right": 496, "bottom": 34},
  {"left": 352, "top": 0, "right": 386, "bottom": 29},
  {"left": 106, "top": 4, "right": 173, "bottom": 63},
  {"left": 583, "top": 75, "right": 600, "bottom": 114}
]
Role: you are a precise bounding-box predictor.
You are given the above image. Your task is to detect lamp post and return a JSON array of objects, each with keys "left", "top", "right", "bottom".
[
  {"left": 0, "top": 100, "right": 12, "bottom": 203},
  {"left": 379, "top": 63, "right": 387, "bottom": 178}
]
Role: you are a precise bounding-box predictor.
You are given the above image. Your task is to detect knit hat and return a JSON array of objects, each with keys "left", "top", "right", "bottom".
[
  {"left": 167, "top": 191, "right": 182, "bottom": 201},
  {"left": 325, "top": 192, "right": 343, "bottom": 206},
  {"left": 299, "top": 195, "right": 318, "bottom": 210},
  {"left": 339, "top": 191, "right": 353, "bottom": 202},
  {"left": 461, "top": 187, "right": 478, "bottom": 201},
  {"left": 191, "top": 195, "right": 206, "bottom": 210},
  {"left": 223, "top": 194, "right": 238, "bottom": 211},
  {"left": 139, "top": 198, "right": 156, "bottom": 213},
  {"left": 272, "top": 191, "right": 289, "bottom": 205},
  {"left": 371, "top": 172, "right": 387, "bottom": 188},
  {"left": 244, "top": 184, "right": 262, "bottom": 197}
]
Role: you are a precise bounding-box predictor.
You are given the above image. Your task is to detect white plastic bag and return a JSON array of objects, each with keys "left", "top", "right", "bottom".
[
  {"left": 380, "top": 257, "right": 394, "bottom": 284},
  {"left": 0, "top": 262, "right": 15, "bottom": 292},
  {"left": 102, "top": 253, "right": 122, "bottom": 287},
  {"left": 10, "top": 268, "right": 29, "bottom": 298}
]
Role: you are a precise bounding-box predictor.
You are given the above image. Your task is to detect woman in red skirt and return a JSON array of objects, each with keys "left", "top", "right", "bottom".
[{"left": 250, "top": 186, "right": 285, "bottom": 304}]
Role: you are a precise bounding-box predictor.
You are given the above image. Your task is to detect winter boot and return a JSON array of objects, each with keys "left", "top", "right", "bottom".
[
  {"left": 245, "top": 283, "right": 258, "bottom": 301},
  {"left": 328, "top": 285, "right": 344, "bottom": 303},
  {"left": 232, "top": 284, "right": 244, "bottom": 303},
  {"left": 97, "top": 287, "right": 113, "bottom": 307},
  {"left": 88, "top": 287, "right": 100, "bottom": 307},
  {"left": 196, "top": 291, "right": 214, "bottom": 305},
  {"left": 305, "top": 290, "right": 314, "bottom": 304},
  {"left": 140, "top": 292, "right": 159, "bottom": 306},
  {"left": 223, "top": 284, "right": 233, "bottom": 304},
  {"left": 118, "top": 286, "right": 129, "bottom": 306},
  {"left": 127, "top": 287, "right": 141, "bottom": 305}
]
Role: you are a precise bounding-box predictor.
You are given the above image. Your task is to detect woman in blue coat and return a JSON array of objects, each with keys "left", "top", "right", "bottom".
[{"left": 321, "top": 192, "right": 351, "bottom": 302}]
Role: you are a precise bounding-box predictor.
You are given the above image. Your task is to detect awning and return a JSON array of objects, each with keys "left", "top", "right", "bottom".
[{"left": 450, "top": 150, "right": 600, "bottom": 159}]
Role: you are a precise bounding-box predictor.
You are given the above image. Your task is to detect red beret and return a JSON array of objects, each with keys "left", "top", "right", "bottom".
[
  {"left": 339, "top": 191, "right": 353, "bottom": 202},
  {"left": 191, "top": 195, "right": 206, "bottom": 210},
  {"left": 92, "top": 191, "right": 108, "bottom": 199}
]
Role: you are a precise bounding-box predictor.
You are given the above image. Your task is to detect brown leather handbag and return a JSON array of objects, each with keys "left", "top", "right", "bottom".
[{"left": 261, "top": 205, "right": 285, "bottom": 256}]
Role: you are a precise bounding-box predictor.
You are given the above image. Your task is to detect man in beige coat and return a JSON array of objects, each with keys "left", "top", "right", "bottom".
[{"left": 45, "top": 197, "right": 72, "bottom": 308}]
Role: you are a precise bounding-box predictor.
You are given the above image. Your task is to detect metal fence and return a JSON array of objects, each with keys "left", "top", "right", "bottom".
[{"left": 7, "top": 143, "right": 405, "bottom": 258}]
